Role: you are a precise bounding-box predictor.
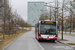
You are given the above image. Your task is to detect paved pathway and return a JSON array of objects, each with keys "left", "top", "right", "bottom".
[{"left": 3, "top": 31, "right": 42, "bottom": 50}]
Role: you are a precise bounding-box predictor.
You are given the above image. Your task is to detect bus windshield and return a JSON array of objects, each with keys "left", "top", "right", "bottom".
[{"left": 40, "top": 24, "right": 56, "bottom": 35}]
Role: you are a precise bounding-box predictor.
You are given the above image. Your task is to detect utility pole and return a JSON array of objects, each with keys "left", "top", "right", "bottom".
[
  {"left": 73, "top": 15, "right": 74, "bottom": 31},
  {"left": 64, "top": 10, "right": 66, "bottom": 33},
  {"left": 50, "top": 7, "right": 51, "bottom": 20},
  {"left": 55, "top": 0, "right": 56, "bottom": 21},
  {"left": 70, "top": 0, "right": 72, "bottom": 34},
  {"left": 50, "top": 4, "right": 51, "bottom": 20},
  {"left": 72, "top": 14, "right": 73, "bottom": 32},
  {"left": 45, "top": 3, "right": 48, "bottom": 20},
  {"left": 70, "top": 11, "right": 72, "bottom": 34},
  {"left": 57, "top": 0, "right": 58, "bottom": 21},
  {"left": 61, "top": 0, "right": 64, "bottom": 40}
]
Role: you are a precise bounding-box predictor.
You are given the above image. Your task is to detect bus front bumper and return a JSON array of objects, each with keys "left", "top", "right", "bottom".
[{"left": 38, "top": 38, "right": 57, "bottom": 40}]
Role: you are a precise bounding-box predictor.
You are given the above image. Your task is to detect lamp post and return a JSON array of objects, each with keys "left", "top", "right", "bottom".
[
  {"left": 45, "top": 5, "right": 59, "bottom": 21},
  {"left": 45, "top": 1, "right": 60, "bottom": 21},
  {"left": 45, "top": 2, "right": 54, "bottom": 20},
  {"left": 61, "top": 0, "right": 64, "bottom": 40},
  {"left": 57, "top": 0, "right": 58, "bottom": 21},
  {"left": 55, "top": 0, "right": 56, "bottom": 21}
]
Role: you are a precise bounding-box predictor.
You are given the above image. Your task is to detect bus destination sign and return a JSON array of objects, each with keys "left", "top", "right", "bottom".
[
  {"left": 41, "top": 21, "right": 53, "bottom": 24},
  {"left": 41, "top": 21, "right": 56, "bottom": 25}
]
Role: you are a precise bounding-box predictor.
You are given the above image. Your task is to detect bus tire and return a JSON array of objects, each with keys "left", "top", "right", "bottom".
[
  {"left": 37, "top": 39, "right": 40, "bottom": 42},
  {"left": 53, "top": 40, "right": 55, "bottom": 42},
  {"left": 38, "top": 40, "right": 40, "bottom": 42}
]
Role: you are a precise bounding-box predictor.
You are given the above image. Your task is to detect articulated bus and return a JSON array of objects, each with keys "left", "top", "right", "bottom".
[{"left": 35, "top": 20, "right": 58, "bottom": 42}]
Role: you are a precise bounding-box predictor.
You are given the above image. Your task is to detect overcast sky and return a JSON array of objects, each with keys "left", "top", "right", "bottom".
[{"left": 9, "top": 0, "right": 63, "bottom": 21}]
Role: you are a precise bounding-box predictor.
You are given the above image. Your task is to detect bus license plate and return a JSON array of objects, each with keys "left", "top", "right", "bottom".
[{"left": 46, "top": 38, "right": 50, "bottom": 40}]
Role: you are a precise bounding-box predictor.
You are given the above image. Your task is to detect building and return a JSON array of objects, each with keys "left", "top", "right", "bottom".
[{"left": 27, "top": 2, "right": 44, "bottom": 26}]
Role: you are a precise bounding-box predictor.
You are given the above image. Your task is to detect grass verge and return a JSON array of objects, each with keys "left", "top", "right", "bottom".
[
  {"left": 68, "top": 43, "right": 75, "bottom": 45},
  {"left": 58, "top": 38, "right": 68, "bottom": 41},
  {"left": 65, "top": 33, "right": 75, "bottom": 36},
  {"left": 0, "top": 30, "right": 29, "bottom": 50},
  {"left": 58, "top": 32, "right": 75, "bottom": 36}
]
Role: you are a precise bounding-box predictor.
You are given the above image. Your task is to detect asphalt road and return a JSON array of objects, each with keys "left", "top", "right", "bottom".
[
  {"left": 58, "top": 34, "right": 75, "bottom": 42},
  {"left": 39, "top": 40, "right": 75, "bottom": 50},
  {"left": 3, "top": 31, "right": 75, "bottom": 50}
]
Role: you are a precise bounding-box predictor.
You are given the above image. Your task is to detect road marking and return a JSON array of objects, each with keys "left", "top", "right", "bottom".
[
  {"left": 32, "top": 31, "right": 44, "bottom": 50},
  {"left": 53, "top": 46, "right": 74, "bottom": 49},
  {"left": 34, "top": 38, "right": 45, "bottom": 50}
]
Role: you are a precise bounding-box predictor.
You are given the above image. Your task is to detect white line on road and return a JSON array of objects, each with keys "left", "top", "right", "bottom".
[
  {"left": 32, "top": 31, "right": 45, "bottom": 50},
  {"left": 34, "top": 38, "right": 45, "bottom": 50},
  {"left": 3, "top": 31, "right": 44, "bottom": 50}
]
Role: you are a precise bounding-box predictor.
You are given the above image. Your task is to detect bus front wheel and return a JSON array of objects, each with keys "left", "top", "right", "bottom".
[{"left": 53, "top": 40, "right": 55, "bottom": 42}]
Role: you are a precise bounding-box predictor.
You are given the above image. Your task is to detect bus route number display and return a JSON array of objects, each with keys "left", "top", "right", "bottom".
[{"left": 41, "top": 21, "right": 53, "bottom": 24}]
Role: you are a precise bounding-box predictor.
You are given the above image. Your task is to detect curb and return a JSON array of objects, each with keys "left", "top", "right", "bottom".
[
  {"left": 34, "top": 38, "right": 45, "bottom": 50},
  {"left": 57, "top": 40, "right": 75, "bottom": 49},
  {"left": 32, "top": 31, "right": 45, "bottom": 50},
  {"left": 3, "top": 37, "right": 18, "bottom": 50}
]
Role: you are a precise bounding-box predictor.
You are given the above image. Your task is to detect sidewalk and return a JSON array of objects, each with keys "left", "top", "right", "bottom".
[
  {"left": 3, "top": 31, "right": 42, "bottom": 50},
  {"left": 58, "top": 31, "right": 75, "bottom": 49},
  {"left": 57, "top": 38, "right": 75, "bottom": 49}
]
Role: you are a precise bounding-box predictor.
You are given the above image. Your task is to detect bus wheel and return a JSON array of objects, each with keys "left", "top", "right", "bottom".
[
  {"left": 37, "top": 39, "right": 40, "bottom": 42},
  {"left": 53, "top": 40, "right": 55, "bottom": 42}
]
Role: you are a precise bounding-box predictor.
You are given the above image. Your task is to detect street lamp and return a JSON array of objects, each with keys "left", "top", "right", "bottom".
[
  {"left": 44, "top": 2, "right": 54, "bottom": 20},
  {"left": 44, "top": 5, "right": 59, "bottom": 21},
  {"left": 44, "top": 1, "right": 60, "bottom": 21},
  {"left": 57, "top": 0, "right": 58, "bottom": 21}
]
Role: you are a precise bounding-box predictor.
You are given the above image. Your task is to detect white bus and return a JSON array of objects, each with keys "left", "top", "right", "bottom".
[{"left": 35, "top": 20, "right": 58, "bottom": 42}]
